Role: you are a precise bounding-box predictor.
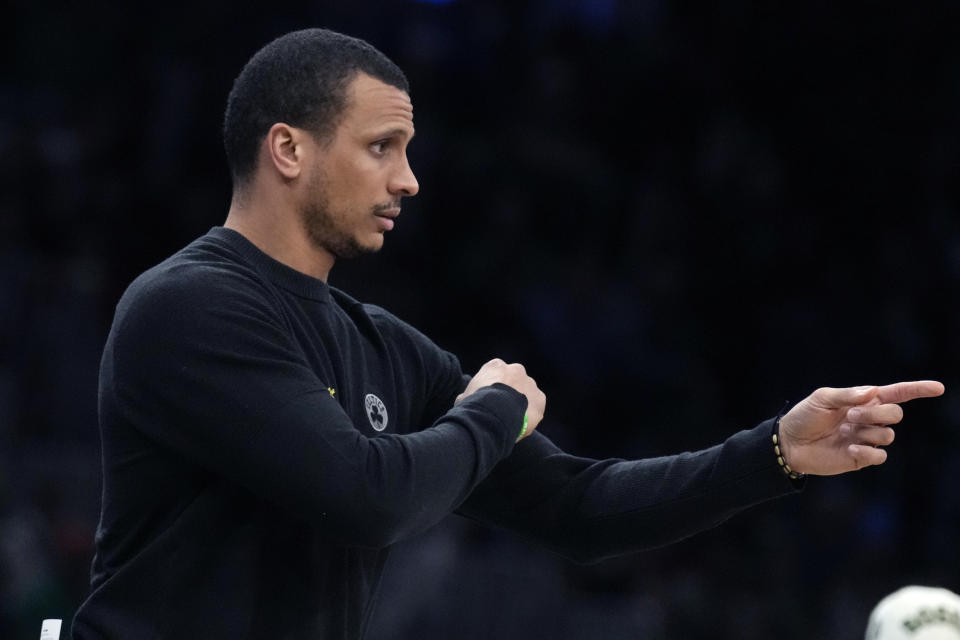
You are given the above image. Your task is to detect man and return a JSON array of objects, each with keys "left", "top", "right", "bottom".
[{"left": 71, "top": 28, "right": 944, "bottom": 639}]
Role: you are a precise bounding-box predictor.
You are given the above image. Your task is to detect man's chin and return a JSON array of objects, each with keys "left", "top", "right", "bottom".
[
  {"left": 357, "top": 235, "right": 385, "bottom": 255},
  {"left": 333, "top": 237, "right": 383, "bottom": 259}
]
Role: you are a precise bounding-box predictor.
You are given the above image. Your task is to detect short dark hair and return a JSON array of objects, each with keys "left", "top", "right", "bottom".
[{"left": 223, "top": 28, "right": 409, "bottom": 188}]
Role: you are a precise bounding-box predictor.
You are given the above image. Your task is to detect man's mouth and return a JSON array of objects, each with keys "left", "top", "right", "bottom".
[
  {"left": 374, "top": 207, "right": 400, "bottom": 231},
  {"left": 375, "top": 207, "right": 401, "bottom": 219}
]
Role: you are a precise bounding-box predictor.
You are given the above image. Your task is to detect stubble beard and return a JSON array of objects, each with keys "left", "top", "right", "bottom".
[{"left": 299, "top": 171, "right": 377, "bottom": 260}]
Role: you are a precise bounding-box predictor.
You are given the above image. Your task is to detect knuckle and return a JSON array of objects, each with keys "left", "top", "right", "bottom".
[
  {"left": 811, "top": 387, "right": 832, "bottom": 405},
  {"left": 509, "top": 364, "right": 527, "bottom": 378}
]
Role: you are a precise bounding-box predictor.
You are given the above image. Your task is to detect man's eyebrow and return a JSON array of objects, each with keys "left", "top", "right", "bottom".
[{"left": 372, "top": 127, "right": 415, "bottom": 141}]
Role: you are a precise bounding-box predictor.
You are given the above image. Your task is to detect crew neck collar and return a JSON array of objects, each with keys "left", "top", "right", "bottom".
[{"left": 206, "top": 226, "right": 331, "bottom": 302}]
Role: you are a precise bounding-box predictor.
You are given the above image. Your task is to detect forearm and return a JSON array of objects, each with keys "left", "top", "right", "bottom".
[
  {"left": 459, "top": 419, "right": 801, "bottom": 563},
  {"left": 119, "top": 377, "right": 526, "bottom": 548},
  {"left": 321, "top": 385, "right": 527, "bottom": 547}
]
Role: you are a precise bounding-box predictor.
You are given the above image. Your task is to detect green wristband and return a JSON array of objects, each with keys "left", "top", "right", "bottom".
[{"left": 516, "top": 413, "right": 529, "bottom": 442}]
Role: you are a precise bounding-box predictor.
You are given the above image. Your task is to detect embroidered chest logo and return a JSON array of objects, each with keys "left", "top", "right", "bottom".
[{"left": 364, "top": 394, "right": 388, "bottom": 432}]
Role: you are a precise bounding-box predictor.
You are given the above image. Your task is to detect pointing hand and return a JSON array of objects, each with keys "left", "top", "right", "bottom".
[{"left": 777, "top": 380, "right": 945, "bottom": 475}]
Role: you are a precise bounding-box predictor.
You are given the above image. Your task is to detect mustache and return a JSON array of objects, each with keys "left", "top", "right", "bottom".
[{"left": 372, "top": 201, "right": 401, "bottom": 214}]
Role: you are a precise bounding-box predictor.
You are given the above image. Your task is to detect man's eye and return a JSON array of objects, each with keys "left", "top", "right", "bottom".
[{"left": 371, "top": 140, "right": 389, "bottom": 154}]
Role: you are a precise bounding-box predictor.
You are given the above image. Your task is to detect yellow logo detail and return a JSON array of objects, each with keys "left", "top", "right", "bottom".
[{"left": 327, "top": 387, "right": 336, "bottom": 397}]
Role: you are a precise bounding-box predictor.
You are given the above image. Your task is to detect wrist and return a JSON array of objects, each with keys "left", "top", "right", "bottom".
[
  {"left": 773, "top": 413, "right": 806, "bottom": 481},
  {"left": 516, "top": 413, "right": 529, "bottom": 442}
]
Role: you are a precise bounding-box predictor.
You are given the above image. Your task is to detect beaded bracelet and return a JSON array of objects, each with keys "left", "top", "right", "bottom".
[
  {"left": 516, "top": 413, "right": 529, "bottom": 442},
  {"left": 773, "top": 415, "right": 805, "bottom": 481}
]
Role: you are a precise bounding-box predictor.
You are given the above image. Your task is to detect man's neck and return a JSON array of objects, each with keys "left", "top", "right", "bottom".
[{"left": 224, "top": 198, "right": 335, "bottom": 282}]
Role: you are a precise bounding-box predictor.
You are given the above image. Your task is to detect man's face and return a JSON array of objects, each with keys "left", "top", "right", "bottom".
[{"left": 299, "top": 73, "right": 418, "bottom": 259}]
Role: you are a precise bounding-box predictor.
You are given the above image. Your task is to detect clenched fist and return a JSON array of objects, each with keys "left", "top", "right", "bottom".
[{"left": 456, "top": 359, "right": 547, "bottom": 440}]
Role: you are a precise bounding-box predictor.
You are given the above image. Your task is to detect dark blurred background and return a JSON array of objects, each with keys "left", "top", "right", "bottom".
[{"left": 3, "top": 1, "right": 959, "bottom": 638}]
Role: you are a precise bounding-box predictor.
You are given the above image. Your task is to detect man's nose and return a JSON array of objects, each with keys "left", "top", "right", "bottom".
[{"left": 390, "top": 157, "right": 419, "bottom": 197}]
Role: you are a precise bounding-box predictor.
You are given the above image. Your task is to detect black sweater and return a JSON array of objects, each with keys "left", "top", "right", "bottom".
[{"left": 72, "top": 227, "right": 800, "bottom": 639}]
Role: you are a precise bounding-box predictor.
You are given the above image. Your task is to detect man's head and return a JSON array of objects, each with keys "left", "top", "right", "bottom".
[
  {"left": 223, "top": 29, "right": 419, "bottom": 263},
  {"left": 223, "top": 28, "right": 409, "bottom": 188}
]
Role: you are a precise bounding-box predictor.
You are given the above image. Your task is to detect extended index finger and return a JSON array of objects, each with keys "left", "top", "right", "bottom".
[{"left": 875, "top": 380, "right": 945, "bottom": 404}]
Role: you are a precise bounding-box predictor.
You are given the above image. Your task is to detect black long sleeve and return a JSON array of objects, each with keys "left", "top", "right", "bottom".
[
  {"left": 73, "top": 227, "right": 799, "bottom": 640},
  {"left": 106, "top": 263, "right": 524, "bottom": 547},
  {"left": 73, "top": 228, "right": 527, "bottom": 639},
  {"left": 459, "top": 420, "right": 800, "bottom": 564}
]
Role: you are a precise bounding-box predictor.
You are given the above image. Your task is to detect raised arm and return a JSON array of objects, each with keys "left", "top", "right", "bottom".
[
  {"left": 457, "top": 381, "right": 944, "bottom": 564},
  {"left": 107, "top": 269, "right": 543, "bottom": 549}
]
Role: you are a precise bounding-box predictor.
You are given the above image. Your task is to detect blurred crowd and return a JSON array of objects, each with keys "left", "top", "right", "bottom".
[{"left": 2, "top": 1, "right": 959, "bottom": 638}]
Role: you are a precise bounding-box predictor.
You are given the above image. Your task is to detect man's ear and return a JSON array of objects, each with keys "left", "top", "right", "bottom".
[{"left": 264, "top": 123, "right": 304, "bottom": 180}]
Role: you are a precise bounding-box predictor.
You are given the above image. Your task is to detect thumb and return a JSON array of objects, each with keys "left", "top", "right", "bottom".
[{"left": 816, "top": 385, "right": 877, "bottom": 408}]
